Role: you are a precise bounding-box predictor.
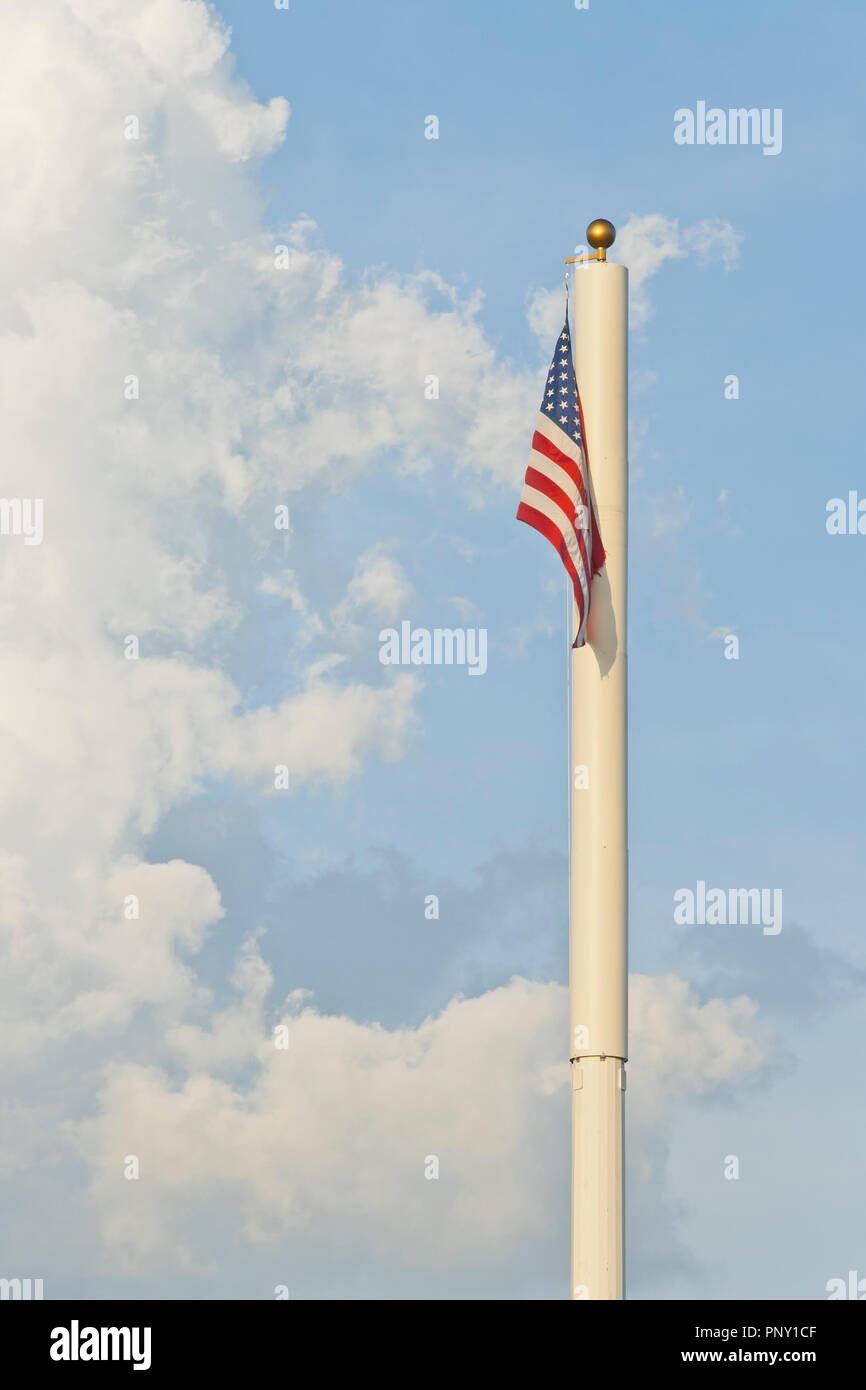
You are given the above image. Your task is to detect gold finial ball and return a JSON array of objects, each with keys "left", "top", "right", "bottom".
[{"left": 586, "top": 218, "right": 616, "bottom": 251}]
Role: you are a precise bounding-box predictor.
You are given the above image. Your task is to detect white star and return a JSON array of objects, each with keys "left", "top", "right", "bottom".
[
  {"left": 559, "top": 415, "right": 568, "bottom": 424},
  {"left": 559, "top": 372, "right": 568, "bottom": 380},
  {"left": 559, "top": 388, "right": 568, "bottom": 396},
  {"left": 546, "top": 389, "right": 554, "bottom": 398},
  {"left": 545, "top": 402, "right": 554, "bottom": 412}
]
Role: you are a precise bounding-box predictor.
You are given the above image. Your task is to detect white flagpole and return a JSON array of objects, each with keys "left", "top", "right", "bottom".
[{"left": 569, "top": 220, "right": 628, "bottom": 1300}]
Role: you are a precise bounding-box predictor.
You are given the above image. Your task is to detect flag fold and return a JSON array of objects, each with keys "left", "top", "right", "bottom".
[{"left": 517, "top": 315, "right": 605, "bottom": 648}]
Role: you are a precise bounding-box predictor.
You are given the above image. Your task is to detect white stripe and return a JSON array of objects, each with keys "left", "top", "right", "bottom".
[
  {"left": 528, "top": 448, "right": 589, "bottom": 530},
  {"left": 520, "top": 479, "right": 591, "bottom": 562},
  {"left": 520, "top": 480, "right": 574, "bottom": 546},
  {"left": 534, "top": 415, "right": 592, "bottom": 516},
  {"left": 520, "top": 485, "right": 590, "bottom": 618},
  {"left": 535, "top": 412, "right": 584, "bottom": 463}
]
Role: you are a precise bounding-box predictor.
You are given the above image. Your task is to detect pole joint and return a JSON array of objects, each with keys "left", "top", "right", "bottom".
[{"left": 569, "top": 1054, "right": 628, "bottom": 1064}]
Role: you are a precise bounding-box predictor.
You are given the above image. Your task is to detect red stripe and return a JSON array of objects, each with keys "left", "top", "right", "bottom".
[
  {"left": 531, "top": 428, "right": 587, "bottom": 504},
  {"left": 523, "top": 466, "right": 577, "bottom": 528},
  {"left": 517, "top": 501, "right": 586, "bottom": 628},
  {"left": 517, "top": 472, "right": 592, "bottom": 597},
  {"left": 524, "top": 465, "right": 592, "bottom": 593}
]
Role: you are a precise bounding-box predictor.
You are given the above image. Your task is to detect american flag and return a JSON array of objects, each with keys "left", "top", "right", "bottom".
[{"left": 517, "top": 315, "right": 605, "bottom": 648}]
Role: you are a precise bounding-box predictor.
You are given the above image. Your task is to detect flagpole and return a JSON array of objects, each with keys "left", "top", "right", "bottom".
[{"left": 569, "top": 219, "right": 628, "bottom": 1300}]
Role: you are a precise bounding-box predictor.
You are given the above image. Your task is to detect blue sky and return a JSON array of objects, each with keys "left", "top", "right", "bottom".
[
  {"left": 208, "top": 0, "right": 866, "bottom": 912},
  {"left": 175, "top": 0, "right": 865, "bottom": 1295},
  {"left": 213, "top": 0, "right": 866, "bottom": 1297},
  {"left": 3, "top": 0, "right": 865, "bottom": 1303}
]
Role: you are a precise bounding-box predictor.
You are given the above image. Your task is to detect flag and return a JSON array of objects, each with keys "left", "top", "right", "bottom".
[{"left": 517, "top": 314, "right": 605, "bottom": 648}]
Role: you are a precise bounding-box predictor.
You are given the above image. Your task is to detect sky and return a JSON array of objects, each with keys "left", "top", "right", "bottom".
[{"left": 1, "top": 0, "right": 865, "bottom": 1301}]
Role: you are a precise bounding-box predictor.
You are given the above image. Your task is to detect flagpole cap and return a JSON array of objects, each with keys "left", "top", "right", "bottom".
[{"left": 586, "top": 219, "right": 616, "bottom": 252}]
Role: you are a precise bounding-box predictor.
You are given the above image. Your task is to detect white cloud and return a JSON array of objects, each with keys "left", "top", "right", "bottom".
[
  {"left": 330, "top": 545, "right": 415, "bottom": 632},
  {"left": 0, "top": 0, "right": 765, "bottom": 1296},
  {"left": 0, "top": 0, "right": 539, "bottom": 1092},
  {"left": 527, "top": 214, "right": 742, "bottom": 343},
  {"left": 0, "top": 849, "right": 221, "bottom": 1066},
  {"left": 614, "top": 214, "right": 742, "bottom": 328},
  {"left": 219, "top": 668, "right": 421, "bottom": 789},
  {"left": 526, "top": 285, "right": 565, "bottom": 346},
  {"left": 260, "top": 570, "right": 326, "bottom": 645},
  {"left": 682, "top": 218, "right": 742, "bottom": 271},
  {"left": 72, "top": 963, "right": 769, "bottom": 1272}
]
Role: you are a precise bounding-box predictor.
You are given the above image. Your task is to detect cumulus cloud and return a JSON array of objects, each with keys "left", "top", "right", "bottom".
[
  {"left": 0, "top": 1, "right": 768, "bottom": 1297},
  {"left": 73, "top": 961, "right": 769, "bottom": 1277},
  {"left": 527, "top": 214, "right": 743, "bottom": 342},
  {"left": 260, "top": 570, "right": 326, "bottom": 645},
  {"left": 330, "top": 545, "right": 415, "bottom": 633},
  {"left": 0, "top": 0, "right": 534, "bottom": 1093},
  {"left": 526, "top": 285, "right": 568, "bottom": 347},
  {"left": 615, "top": 214, "right": 742, "bottom": 328}
]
